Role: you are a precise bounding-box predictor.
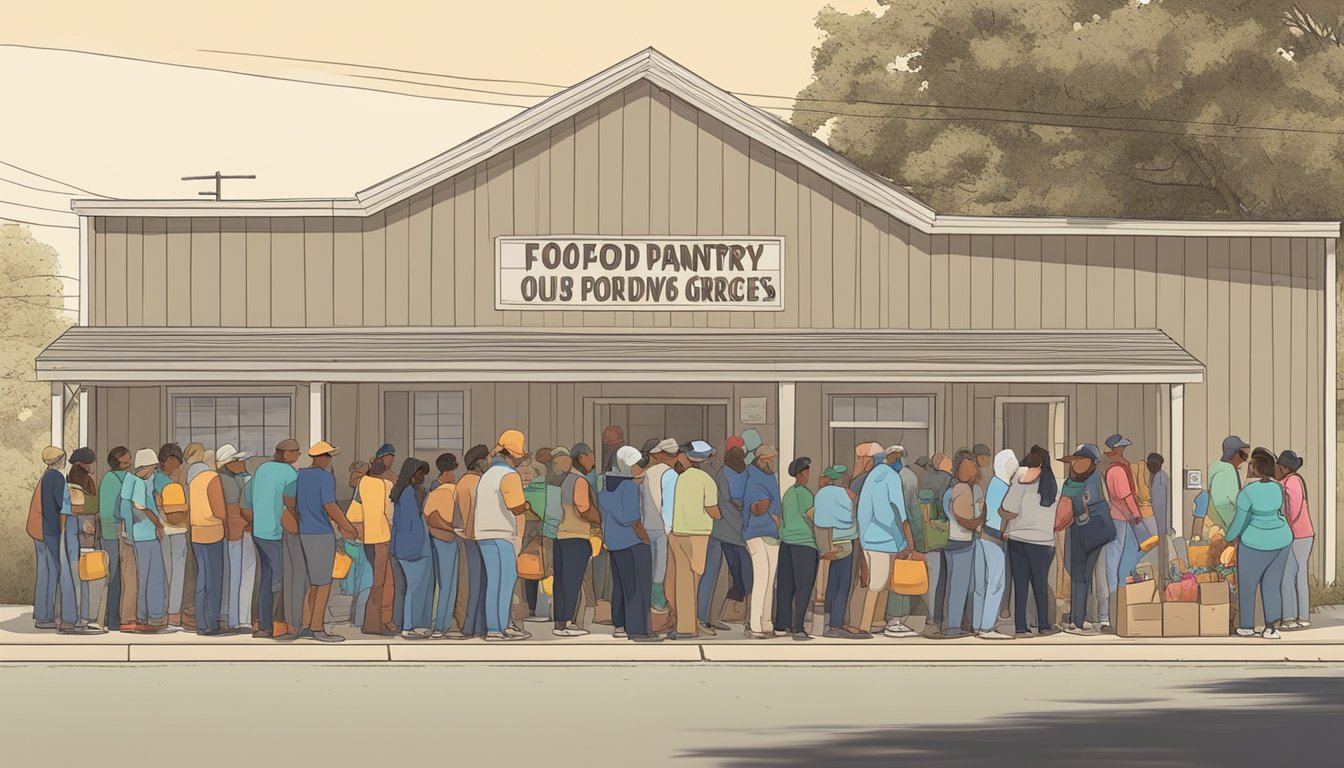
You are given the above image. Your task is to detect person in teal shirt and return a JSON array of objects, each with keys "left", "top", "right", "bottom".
[
  {"left": 97, "top": 446, "right": 131, "bottom": 631},
  {"left": 775, "top": 458, "right": 819, "bottom": 640},
  {"left": 1208, "top": 435, "right": 1249, "bottom": 532},
  {"left": 243, "top": 439, "right": 301, "bottom": 637},
  {"left": 1226, "top": 448, "right": 1292, "bottom": 639},
  {"left": 120, "top": 448, "right": 166, "bottom": 630}
]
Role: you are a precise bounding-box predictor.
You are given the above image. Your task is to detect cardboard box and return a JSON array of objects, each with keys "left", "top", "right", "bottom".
[
  {"left": 1117, "top": 580, "right": 1163, "bottom": 638},
  {"left": 1163, "top": 602, "right": 1200, "bottom": 637},
  {"left": 1199, "top": 581, "right": 1230, "bottom": 606},
  {"left": 1198, "top": 581, "right": 1231, "bottom": 637}
]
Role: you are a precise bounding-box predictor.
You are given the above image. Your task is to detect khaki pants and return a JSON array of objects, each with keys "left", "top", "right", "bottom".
[
  {"left": 668, "top": 534, "right": 708, "bottom": 636},
  {"left": 119, "top": 537, "right": 138, "bottom": 625}
]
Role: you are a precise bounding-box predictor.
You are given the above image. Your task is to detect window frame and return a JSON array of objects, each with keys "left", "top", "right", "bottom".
[
  {"left": 167, "top": 387, "right": 297, "bottom": 459},
  {"left": 826, "top": 394, "right": 938, "bottom": 464}
]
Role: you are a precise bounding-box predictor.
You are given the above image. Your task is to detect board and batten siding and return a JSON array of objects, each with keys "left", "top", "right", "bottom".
[{"left": 84, "top": 79, "right": 1331, "bottom": 575}]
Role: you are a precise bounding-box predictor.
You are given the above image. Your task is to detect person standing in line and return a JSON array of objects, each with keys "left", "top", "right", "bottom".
[
  {"left": 519, "top": 449, "right": 549, "bottom": 619},
  {"left": 813, "top": 464, "right": 866, "bottom": 638},
  {"left": 424, "top": 453, "right": 462, "bottom": 639},
  {"left": 1228, "top": 448, "right": 1293, "bottom": 639},
  {"left": 1058, "top": 444, "right": 1109, "bottom": 635},
  {"left": 1208, "top": 436, "right": 1250, "bottom": 534},
  {"left": 293, "top": 441, "right": 358, "bottom": 642},
  {"left": 554, "top": 443, "right": 600, "bottom": 637},
  {"left": 354, "top": 455, "right": 396, "bottom": 636},
  {"left": 944, "top": 452, "right": 986, "bottom": 639},
  {"left": 920, "top": 453, "right": 955, "bottom": 638},
  {"left": 973, "top": 449, "right": 1016, "bottom": 640},
  {"left": 775, "top": 457, "right": 821, "bottom": 641},
  {"left": 186, "top": 445, "right": 228, "bottom": 635},
  {"left": 1101, "top": 434, "right": 1157, "bottom": 618},
  {"left": 856, "top": 447, "right": 919, "bottom": 638},
  {"left": 36, "top": 446, "right": 79, "bottom": 633},
  {"left": 67, "top": 447, "right": 108, "bottom": 633},
  {"left": 1276, "top": 450, "right": 1314, "bottom": 629},
  {"left": 742, "top": 445, "right": 783, "bottom": 639},
  {"left": 49, "top": 446, "right": 86, "bottom": 634},
  {"left": 475, "top": 430, "right": 534, "bottom": 641},
  {"left": 242, "top": 439, "right": 300, "bottom": 639},
  {"left": 151, "top": 443, "right": 190, "bottom": 632},
  {"left": 636, "top": 440, "right": 671, "bottom": 617},
  {"left": 667, "top": 441, "right": 721, "bottom": 640},
  {"left": 120, "top": 449, "right": 168, "bottom": 632},
  {"left": 843, "top": 442, "right": 885, "bottom": 633},
  {"left": 601, "top": 445, "right": 658, "bottom": 642},
  {"left": 452, "top": 445, "right": 491, "bottom": 640},
  {"left": 389, "top": 457, "right": 433, "bottom": 639},
  {"left": 700, "top": 445, "right": 752, "bottom": 635},
  {"left": 1001, "top": 446, "right": 1060, "bottom": 637},
  {"left": 1147, "top": 453, "right": 1171, "bottom": 537},
  {"left": 97, "top": 447, "right": 132, "bottom": 632},
  {"left": 537, "top": 446, "right": 572, "bottom": 622},
  {"left": 214, "top": 444, "right": 255, "bottom": 633},
  {"left": 885, "top": 446, "right": 924, "bottom": 635}
]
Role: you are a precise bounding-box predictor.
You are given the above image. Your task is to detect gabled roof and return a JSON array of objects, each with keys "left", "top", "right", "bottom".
[{"left": 70, "top": 48, "right": 1339, "bottom": 239}]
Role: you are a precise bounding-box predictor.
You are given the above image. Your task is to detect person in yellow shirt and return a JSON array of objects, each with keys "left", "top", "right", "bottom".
[
  {"left": 424, "top": 453, "right": 461, "bottom": 639},
  {"left": 357, "top": 457, "right": 396, "bottom": 636},
  {"left": 667, "top": 441, "right": 722, "bottom": 640},
  {"left": 188, "top": 457, "right": 228, "bottom": 635}
]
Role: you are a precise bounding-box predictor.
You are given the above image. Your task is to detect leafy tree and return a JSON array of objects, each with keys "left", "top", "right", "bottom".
[
  {"left": 0, "top": 223, "right": 71, "bottom": 602},
  {"left": 793, "top": 0, "right": 1344, "bottom": 220}
]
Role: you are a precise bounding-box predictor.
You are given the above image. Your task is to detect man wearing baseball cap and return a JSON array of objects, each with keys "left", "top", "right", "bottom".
[
  {"left": 1057, "top": 443, "right": 1110, "bottom": 634},
  {"left": 120, "top": 448, "right": 168, "bottom": 631},
  {"left": 641, "top": 438, "right": 679, "bottom": 615},
  {"left": 31, "top": 447, "right": 69, "bottom": 631},
  {"left": 214, "top": 444, "right": 254, "bottom": 633},
  {"left": 667, "top": 440, "right": 722, "bottom": 639},
  {"left": 243, "top": 438, "right": 301, "bottom": 638},
  {"left": 477, "top": 430, "right": 534, "bottom": 640},
  {"left": 1101, "top": 434, "right": 1158, "bottom": 622},
  {"left": 292, "top": 441, "right": 357, "bottom": 642},
  {"left": 1208, "top": 435, "right": 1250, "bottom": 533}
]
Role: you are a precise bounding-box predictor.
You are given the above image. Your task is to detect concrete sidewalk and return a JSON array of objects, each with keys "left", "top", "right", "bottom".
[{"left": 4, "top": 604, "right": 1343, "bottom": 663}]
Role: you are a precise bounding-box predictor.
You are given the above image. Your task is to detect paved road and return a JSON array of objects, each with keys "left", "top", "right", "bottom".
[{"left": 3, "top": 663, "right": 1340, "bottom": 766}]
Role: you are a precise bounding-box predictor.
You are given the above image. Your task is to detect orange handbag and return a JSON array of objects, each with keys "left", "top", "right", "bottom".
[
  {"left": 889, "top": 557, "right": 929, "bottom": 595},
  {"left": 517, "top": 552, "right": 545, "bottom": 581},
  {"left": 78, "top": 550, "right": 109, "bottom": 581},
  {"left": 331, "top": 551, "right": 353, "bottom": 580}
]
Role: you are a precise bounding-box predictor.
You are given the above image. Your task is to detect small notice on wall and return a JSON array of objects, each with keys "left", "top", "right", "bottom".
[
  {"left": 496, "top": 236, "right": 784, "bottom": 311},
  {"left": 740, "top": 397, "right": 767, "bottom": 425}
]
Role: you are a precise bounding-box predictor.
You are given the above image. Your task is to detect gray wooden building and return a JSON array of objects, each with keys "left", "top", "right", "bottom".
[{"left": 39, "top": 49, "right": 1340, "bottom": 580}]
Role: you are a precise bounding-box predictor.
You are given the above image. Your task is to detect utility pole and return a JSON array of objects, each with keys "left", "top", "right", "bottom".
[{"left": 181, "top": 171, "right": 257, "bottom": 201}]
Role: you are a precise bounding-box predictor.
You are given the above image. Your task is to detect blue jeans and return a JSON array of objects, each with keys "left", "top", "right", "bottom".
[
  {"left": 1008, "top": 540, "right": 1054, "bottom": 633},
  {"left": 553, "top": 538, "right": 592, "bottom": 625},
  {"left": 391, "top": 557, "right": 406, "bottom": 630},
  {"left": 252, "top": 536, "right": 283, "bottom": 631},
  {"left": 33, "top": 538, "right": 58, "bottom": 624},
  {"left": 973, "top": 538, "right": 1007, "bottom": 632},
  {"left": 1067, "top": 529, "right": 1103, "bottom": 628},
  {"left": 824, "top": 550, "right": 854, "bottom": 629},
  {"left": 479, "top": 539, "right": 517, "bottom": 633},
  {"left": 133, "top": 539, "right": 166, "bottom": 623},
  {"left": 1238, "top": 544, "right": 1291, "bottom": 629},
  {"left": 192, "top": 541, "right": 224, "bottom": 633},
  {"left": 431, "top": 538, "right": 460, "bottom": 633},
  {"left": 697, "top": 538, "right": 752, "bottom": 623},
  {"left": 1281, "top": 537, "right": 1314, "bottom": 621},
  {"left": 398, "top": 556, "right": 433, "bottom": 631},
  {"left": 59, "top": 519, "right": 80, "bottom": 625},
  {"left": 227, "top": 537, "right": 256, "bottom": 629},
  {"left": 942, "top": 540, "right": 976, "bottom": 637},
  {"left": 462, "top": 540, "right": 487, "bottom": 637},
  {"left": 100, "top": 537, "right": 121, "bottom": 629},
  {"left": 610, "top": 543, "right": 652, "bottom": 637},
  {"left": 774, "top": 542, "right": 819, "bottom": 633}
]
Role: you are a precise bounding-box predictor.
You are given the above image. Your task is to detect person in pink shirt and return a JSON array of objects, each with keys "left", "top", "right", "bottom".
[
  {"left": 1276, "top": 450, "right": 1314, "bottom": 629},
  {"left": 1100, "top": 434, "right": 1157, "bottom": 630}
]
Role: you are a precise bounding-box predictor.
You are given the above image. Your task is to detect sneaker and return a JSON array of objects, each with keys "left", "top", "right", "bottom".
[
  {"left": 708, "top": 620, "right": 731, "bottom": 632},
  {"left": 484, "top": 632, "right": 514, "bottom": 641},
  {"left": 885, "top": 621, "right": 915, "bottom": 635},
  {"left": 699, "top": 622, "right": 718, "bottom": 637},
  {"left": 83, "top": 623, "right": 109, "bottom": 635},
  {"left": 160, "top": 624, "right": 184, "bottom": 634},
  {"left": 1098, "top": 622, "right": 1113, "bottom": 634},
  {"left": 1064, "top": 624, "right": 1097, "bottom": 636},
  {"left": 630, "top": 634, "right": 663, "bottom": 643},
  {"left": 1015, "top": 629, "right": 1034, "bottom": 638},
  {"left": 613, "top": 629, "right": 628, "bottom": 639},
  {"left": 921, "top": 624, "right": 945, "bottom": 639},
  {"left": 553, "top": 627, "right": 587, "bottom": 637},
  {"left": 1037, "top": 627, "right": 1060, "bottom": 637},
  {"left": 311, "top": 631, "right": 345, "bottom": 643},
  {"left": 34, "top": 621, "right": 57, "bottom": 630},
  {"left": 824, "top": 628, "right": 865, "bottom": 640},
  {"left": 561, "top": 624, "right": 588, "bottom": 637},
  {"left": 977, "top": 630, "right": 1014, "bottom": 641},
  {"left": 1235, "top": 627, "right": 1257, "bottom": 638},
  {"left": 297, "top": 628, "right": 315, "bottom": 640},
  {"left": 443, "top": 631, "right": 470, "bottom": 640},
  {"left": 883, "top": 625, "right": 918, "bottom": 639},
  {"left": 57, "top": 625, "right": 89, "bottom": 635},
  {"left": 747, "top": 631, "right": 774, "bottom": 640},
  {"left": 504, "top": 626, "right": 532, "bottom": 640},
  {"left": 400, "top": 630, "right": 429, "bottom": 640},
  {"left": 1280, "top": 620, "right": 1302, "bottom": 630},
  {"left": 1299, "top": 620, "right": 1312, "bottom": 628},
  {"left": 1262, "top": 627, "right": 1282, "bottom": 640},
  {"left": 791, "top": 632, "right": 813, "bottom": 642}
]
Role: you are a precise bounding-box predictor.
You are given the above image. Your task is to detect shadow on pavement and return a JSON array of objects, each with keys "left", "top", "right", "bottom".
[{"left": 686, "top": 676, "right": 1344, "bottom": 767}]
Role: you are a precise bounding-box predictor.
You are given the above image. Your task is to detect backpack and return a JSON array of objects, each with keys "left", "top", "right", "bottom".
[
  {"left": 914, "top": 489, "right": 949, "bottom": 553},
  {"left": 1132, "top": 461, "right": 1153, "bottom": 518}
]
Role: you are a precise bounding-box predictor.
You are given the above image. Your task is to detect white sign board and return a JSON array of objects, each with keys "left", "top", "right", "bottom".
[
  {"left": 739, "top": 397, "right": 767, "bottom": 425},
  {"left": 496, "top": 236, "right": 784, "bottom": 311},
  {"left": 1184, "top": 469, "right": 1203, "bottom": 490}
]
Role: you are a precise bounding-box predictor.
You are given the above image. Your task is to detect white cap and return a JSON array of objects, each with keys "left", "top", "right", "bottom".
[
  {"left": 614, "top": 446, "right": 643, "bottom": 475},
  {"left": 886, "top": 445, "right": 906, "bottom": 455},
  {"left": 133, "top": 448, "right": 158, "bottom": 469},
  {"left": 653, "top": 438, "right": 681, "bottom": 455},
  {"left": 215, "top": 444, "right": 253, "bottom": 465}
]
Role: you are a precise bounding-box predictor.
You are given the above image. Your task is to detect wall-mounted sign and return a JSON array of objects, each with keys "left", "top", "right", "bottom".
[
  {"left": 739, "top": 397, "right": 767, "bottom": 425},
  {"left": 1184, "top": 469, "right": 1203, "bottom": 490},
  {"left": 496, "top": 236, "right": 784, "bottom": 311}
]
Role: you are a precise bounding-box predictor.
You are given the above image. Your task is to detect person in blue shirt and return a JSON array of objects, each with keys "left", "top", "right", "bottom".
[
  {"left": 33, "top": 447, "right": 68, "bottom": 631},
  {"left": 242, "top": 439, "right": 300, "bottom": 639},
  {"left": 121, "top": 448, "right": 167, "bottom": 631},
  {"left": 389, "top": 458, "right": 433, "bottom": 639},
  {"left": 856, "top": 449, "right": 916, "bottom": 637},
  {"left": 293, "top": 441, "right": 358, "bottom": 642},
  {"left": 601, "top": 446, "right": 659, "bottom": 642},
  {"left": 742, "top": 445, "right": 782, "bottom": 639}
]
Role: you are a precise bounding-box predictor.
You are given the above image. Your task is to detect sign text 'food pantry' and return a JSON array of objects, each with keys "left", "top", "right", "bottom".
[{"left": 496, "top": 236, "right": 784, "bottom": 311}]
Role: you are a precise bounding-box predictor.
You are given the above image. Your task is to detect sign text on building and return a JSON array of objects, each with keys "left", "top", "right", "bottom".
[{"left": 496, "top": 236, "right": 784, "bottom": 311}]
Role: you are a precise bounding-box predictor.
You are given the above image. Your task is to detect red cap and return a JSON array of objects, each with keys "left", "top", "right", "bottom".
[{"left": 725, "top": 435, "right": 745, "bottom": 452}]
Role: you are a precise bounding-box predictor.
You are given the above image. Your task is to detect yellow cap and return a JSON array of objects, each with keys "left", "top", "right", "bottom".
[
  {"left": 308, "top": 440, "right": 341, "bottom": 457},
  {"left": 497, "top": 429, "right": 526, "bottom": 458},
  {"left": 160, "top": 482, "right": 188, "bottom": 513},
  {"left": 41, "top": 446, "right": 66, "bottom": 466}
]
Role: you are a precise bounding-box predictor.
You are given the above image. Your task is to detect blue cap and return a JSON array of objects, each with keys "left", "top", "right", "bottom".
[
  {"left": 375, "top": 443, "right": 396, "bottom": 458},
  {"left": 1061, "top": 443, "right": 1101, "bottom": 463},
  {"left": 686, "top": 440, "right": 715, "bottom": 462},
  {"left": 1105, "top": 434, "right": 1132, "bottom": 450}
]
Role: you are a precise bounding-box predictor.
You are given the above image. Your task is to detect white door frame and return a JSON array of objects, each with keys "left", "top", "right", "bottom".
[{"left": 994, "top": 396, "right": 1069, "bottom": 459}]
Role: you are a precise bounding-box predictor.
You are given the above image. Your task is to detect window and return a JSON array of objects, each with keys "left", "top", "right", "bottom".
[
  {"left": 829, "top": 395, "right": 934, "bottom": 465},
  {"left": 173, "top": 395, "right": 292, "bottom": 458},
  {"left": 413, "top": 391, "right": 466, "bottom": 451}
]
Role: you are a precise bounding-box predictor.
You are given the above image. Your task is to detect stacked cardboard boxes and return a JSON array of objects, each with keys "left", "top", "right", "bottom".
[{"left": 1115, "top": 578, "right": 1230, "bottom": 638}]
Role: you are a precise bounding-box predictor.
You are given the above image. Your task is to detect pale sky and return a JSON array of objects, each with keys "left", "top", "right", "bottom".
[{"left": 1, "top": 0, "right": 875, "bottom": 311}]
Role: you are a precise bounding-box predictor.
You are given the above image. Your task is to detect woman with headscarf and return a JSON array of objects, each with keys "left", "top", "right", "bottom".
[
  {"left": 1276, "top": 450, "right": 1314, "bottom": 629},
  {"left": 389, "top": 458, "right": 432, "bottom": 639},
  {"left": 1001, "top": 446, "right": 1059, "bottom": 636},
  {"left": 972, "top": 449, "right": 1017, "bottom": 640},
  {"left": 601, "top": 446, "right": 659, "bottom": 641},
  {"left": 1228, "top": 448, "right": 1292, "bottom": 639}
]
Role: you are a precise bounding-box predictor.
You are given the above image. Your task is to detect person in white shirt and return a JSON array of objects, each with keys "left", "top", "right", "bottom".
[{"left": 1000, "top": 445, "right": 1060, "bottom": 637}]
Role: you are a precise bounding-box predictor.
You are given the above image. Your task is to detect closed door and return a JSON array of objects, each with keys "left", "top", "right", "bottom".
[{"left": 998, "top": 399, "right": 1068, "bottom": 460}]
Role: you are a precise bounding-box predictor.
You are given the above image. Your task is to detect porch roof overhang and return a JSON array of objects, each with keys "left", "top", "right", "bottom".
[{"left": 36, "top": 327, "right": 1203, "bottom": 385}]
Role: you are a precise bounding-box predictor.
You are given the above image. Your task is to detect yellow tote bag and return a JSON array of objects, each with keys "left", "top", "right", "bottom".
[
  {"left": 331, "top": 551, "right": 353, "bottom": 580},
  {"left": 78, "top": 550, "right": 109, "bottom": 581},
  {"left": 889, "top": 558, "right": 929, "bottom": 596}
]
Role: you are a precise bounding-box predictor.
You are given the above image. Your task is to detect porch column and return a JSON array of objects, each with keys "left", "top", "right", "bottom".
[
  {"left": 50, "top": 382, "right": 64, "bottom": 452},
  {"left": 78, "top": 386, "right": 90, "bottom": 449},
  {"left": 309, "top": 381, "right": 326, "bottom": 447},
  {"left": 1325, "top": 239, "right": 1337, "bottom": 583},
  {"left": 778, "top": 381, "right": 796, "bottom": 481},
  {"left": 1170, "top": 383, "right": 1184, "bottom": 540}
]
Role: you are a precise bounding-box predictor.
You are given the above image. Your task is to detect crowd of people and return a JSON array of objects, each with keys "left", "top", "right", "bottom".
[{"left": 26, "top": 426, "right": 1315, "bottom": 642}]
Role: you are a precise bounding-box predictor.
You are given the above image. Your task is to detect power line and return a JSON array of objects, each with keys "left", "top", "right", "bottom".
[
  {"left": 198, "top": 48, "right": 569, "bottom": 89},
  {"left": 0, "top": 159, "right": 106, "bottom": 197},
  {"left": 0, "top": 174, "right": 83, "bottom": 196},
  {"left": 0, "top": 197, "right": 73, "bottom": 215},
  {"left": 0, "top": 215, "right": 78, "bottom": 230}
]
